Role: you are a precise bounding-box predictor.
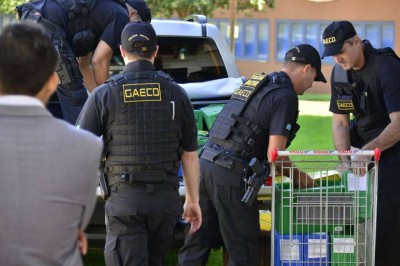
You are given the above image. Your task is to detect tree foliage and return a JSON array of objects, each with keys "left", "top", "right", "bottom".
[
  {"left": 0, "top": 0, "right": 27, "bottom": 14},
  {"left": 147, "top": 0, "right": 275, "bottom": 19},
  {"left": 1, "top": 0, "right": 275, "bottom": 18}
]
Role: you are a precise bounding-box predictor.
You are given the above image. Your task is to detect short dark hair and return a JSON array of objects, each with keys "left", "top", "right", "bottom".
[{"left": 0, "top": 22, "right": 58, "bottom": 96}]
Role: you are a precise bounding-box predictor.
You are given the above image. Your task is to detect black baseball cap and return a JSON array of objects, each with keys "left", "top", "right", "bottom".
[
  {"left": 121, "top": 21, "right": 157, "bottom": 56},
  {"left": 124, "top": 0, "right": 152, "bottom": 22},
  {"left": 284, "top": 44, "right": 327, "bottom": 83},
  {"left": 321, "top": 21, "right": 357, "bottom": 58}
]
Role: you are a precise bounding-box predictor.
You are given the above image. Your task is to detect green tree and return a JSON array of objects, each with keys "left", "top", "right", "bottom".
[
  {"left": 0, "top": 0, "right": 26, "bottom": 14},
  {"left": 147, "top": 0, "right": 275, "bottom": 19},
  {"left": 1, "top": 0, "right": 275, "bottom": 18}
]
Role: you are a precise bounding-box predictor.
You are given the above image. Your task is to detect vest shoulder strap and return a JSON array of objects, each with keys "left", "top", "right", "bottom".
[
  {"left": 107, "top": 73, "right": 126, "bottom": 86},
  {"left": 332, "top": 64, "right": 349, "bottom": 83},
  {"left": 375, "top": 47, "right": 400, "bottom": 60}
]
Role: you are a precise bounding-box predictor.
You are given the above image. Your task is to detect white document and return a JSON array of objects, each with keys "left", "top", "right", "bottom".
[
  {"left": 308, "top": 238, "right": 328, "bottom": 258},
  {"left": 333, "top": 238, "right": 355, "bottom": 253},
  {"left": 347, "top": 172, "right": 367, "bottom": 191},
  {"left": 280, "top": 239, "right": 300, "bottom": 261}
]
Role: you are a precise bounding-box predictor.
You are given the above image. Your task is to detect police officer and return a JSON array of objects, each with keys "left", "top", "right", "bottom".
[
  {"left": 17, "top": 0, "right": 130, "bottom": 124},
  {"left": 178, "top": 44, "right": 326, "bottom": 266},
  {"left": 76, "top": 22, "right": 202, "bottom": 266},
  {"left": 321, "top": 21, "right": 400, "bottom": 265}
]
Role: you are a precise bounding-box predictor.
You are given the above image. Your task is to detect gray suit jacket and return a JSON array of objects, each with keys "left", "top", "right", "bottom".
[{"left": 0, "top": 105, "right": 103, "bottom": 266}]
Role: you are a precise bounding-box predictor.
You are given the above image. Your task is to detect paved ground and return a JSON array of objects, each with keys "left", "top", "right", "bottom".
[{"left": 299, "top": 100, "right": 331, "bottom": 116}]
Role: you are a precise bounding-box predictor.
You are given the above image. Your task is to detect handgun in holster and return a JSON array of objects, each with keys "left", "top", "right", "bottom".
[
  {"left": 99, "top": 160, "right": 110, "bottom": 200},
  {"left": 241, "top": 157, "right": 270, "bottom": 207}
]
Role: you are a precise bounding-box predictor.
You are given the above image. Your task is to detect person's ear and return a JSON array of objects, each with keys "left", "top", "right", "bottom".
[
  {"left": 47, "top": 72, "right": 59, "bottom": 95},
  {"left": 152, "top": 45, "right": 159, "bottom": 59},
  {"left": 35, "top": 72, "right": 59, "bottom": 103},
  {"left": 120, "top": 45, "right": 127, "bottom": 58},
  {"left": 354, "top": 35, "right": 362, "bottom": 47},
  {"left": 303, "top": 64, "right": 311, "bottom": 74}
]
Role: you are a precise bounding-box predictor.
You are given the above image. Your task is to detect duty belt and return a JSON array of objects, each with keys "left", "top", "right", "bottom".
[{"left": 200, "top": 147, "right": 248, "bottom": 175}]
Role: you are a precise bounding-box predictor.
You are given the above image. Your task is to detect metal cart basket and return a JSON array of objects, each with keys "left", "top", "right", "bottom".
[{"left": 270, "top": 149, "right": 380, "bottom": 266}]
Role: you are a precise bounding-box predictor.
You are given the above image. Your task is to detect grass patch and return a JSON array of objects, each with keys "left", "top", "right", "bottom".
[
  {"left": 298, "top": 94, "right": 330, "bottom": 101},
  {"left": 288, "top": 115, "right": 337, "bottom": 166}
]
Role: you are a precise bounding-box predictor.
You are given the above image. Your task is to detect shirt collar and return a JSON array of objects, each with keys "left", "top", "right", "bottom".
[
  {"left": 124, "top": 60, "right": 155, "bottom": 73},
  {"left": 0, "top": 95, "right": 45, "bottom": 107}
]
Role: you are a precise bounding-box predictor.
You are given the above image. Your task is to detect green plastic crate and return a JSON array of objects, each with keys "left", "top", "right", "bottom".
[
  {"left": 200, "top": 104, "right": 224, "bottom": 130},
  {"left": 197, "top": 130, "right": 208, "bottom": 154},
  {"left": 193, "top": 109, "right": 204, "bottom": 130},
  {"left": 341, "top": 171, "right": 371, "bottom": 222},
  {"left": 274, "top": 180, "right": 354, "bottom": 235}
]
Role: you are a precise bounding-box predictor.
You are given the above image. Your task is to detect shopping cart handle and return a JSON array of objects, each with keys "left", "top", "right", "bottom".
[
  {"left": 374, "top": 148, "right": 381, "bottom": 161},
  {"left": 271, "top": 148, "right": 278, "bottom": 162}
]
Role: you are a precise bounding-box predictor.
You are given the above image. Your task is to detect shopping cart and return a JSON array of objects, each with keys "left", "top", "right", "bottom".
[{"left": 270, "top": 149, "right": 380, "bottom": 266}]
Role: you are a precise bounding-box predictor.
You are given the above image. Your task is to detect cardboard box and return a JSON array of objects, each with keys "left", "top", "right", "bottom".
[{"left": 259, "top": 210, "right": 272, "bottom": 231}]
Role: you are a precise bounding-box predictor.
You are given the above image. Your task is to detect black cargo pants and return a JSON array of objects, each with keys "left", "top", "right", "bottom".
[
  {"left": 178, "top": 159, "right": 260, "bottom": 266},
  {"left": 104, "top": 183, "right": 182, "bottom": 266}
]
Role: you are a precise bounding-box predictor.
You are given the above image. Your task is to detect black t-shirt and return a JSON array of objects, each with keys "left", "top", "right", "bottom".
[
  {"left": 330, "top": 46, "right": 400, "bottom": 115},
  {"left": 76, "top": 60, "right": 198, "bottom": 152},
  {"left": 44, "top": 0, "right": 129, "bottom": 51},
  {"left": 254, "top": 74, "right": 299, "bottom": 158}
]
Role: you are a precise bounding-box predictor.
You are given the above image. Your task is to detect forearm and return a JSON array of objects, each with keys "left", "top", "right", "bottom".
[
  {"left": 332, "top": 114, "right": 351, "bottom": 161},
  {"left": 77, "top": 53, "right": 97, "bottom": 92},
  {"left": 92, "top": 62, "right": 109, "bottom": 87},
  {"left": 363, "top": 120, "right": 400, "bottom": 152},
  {"left": 181, "top": 151, "right": 200, "bottom": 203},
  {"left": 279, "top": 156, "right": 306, "bottom": 178},
  {"left": 80, "top": 65, "right": 97, "bottom": 92}
]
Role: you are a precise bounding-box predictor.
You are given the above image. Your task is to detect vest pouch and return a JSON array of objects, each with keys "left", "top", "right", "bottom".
[
  {"left": 128, "top": 170, "right": 167, "bottom": 184},
  {"left": 72, "top": 29, "right": 95, "bottom": 57}
]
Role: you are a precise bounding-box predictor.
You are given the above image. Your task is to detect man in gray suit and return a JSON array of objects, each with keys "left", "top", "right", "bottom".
[{"left": 0, "top": 22, "right": 103, "bottom": 266}]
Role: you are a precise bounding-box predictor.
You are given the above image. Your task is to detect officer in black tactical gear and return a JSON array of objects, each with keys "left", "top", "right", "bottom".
[
  {"left": 178, "top": 44, "right": 326, "bottom": 266},
  {"left": 17, "top": 0, "right": 131, "bottom": 124},
  {"left": 76, "top": 22, "right": 202, "bottom": 266},
  {"left": 322, "top": 21, "right": 400, "bottom": 265}
]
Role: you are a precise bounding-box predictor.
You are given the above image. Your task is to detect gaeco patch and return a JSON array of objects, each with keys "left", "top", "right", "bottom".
[
  {"left": 336, "top": 100, "right": 354, "bottom": 110},
  {"left": 123, "top": 83, "right": 161, "bottom": 103},
  {"left": 231, "top": 73, "right": 265, "bottom": 101}
]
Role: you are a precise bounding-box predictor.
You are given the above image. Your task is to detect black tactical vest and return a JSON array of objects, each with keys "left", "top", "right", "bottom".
[
  {"left": 208, "top": 72, "right": 296, "bottom": 160},
  {"left": 54, "top": 0, "right": 100, "bottom": 56},
  {"left": 331, "top": 42, "right": 399, "bottom": 144},
  {"left": 104, "top": 70, "right": 182, "bottom": 186},
  {"left": 18, "top": 0, "right": 101, "bottom": 56}
]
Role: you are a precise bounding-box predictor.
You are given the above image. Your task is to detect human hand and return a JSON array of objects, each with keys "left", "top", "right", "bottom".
[
  {"left": 78, "top": 230, "right": 88, "bottom": 255},
  {"left": 351, "top": 155, "right": 370, "bottom": 177},
  {"left": 182, "top": 202, "right": 202, "bottom": 234}
]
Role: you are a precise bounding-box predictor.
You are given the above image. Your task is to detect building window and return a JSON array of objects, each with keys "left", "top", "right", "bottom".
[
  {"left": 276, "top": 20, "right": 395, "bottom": 64},
  {"left": 211, "top": 19, "right": 270, "bottom": 61}
]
